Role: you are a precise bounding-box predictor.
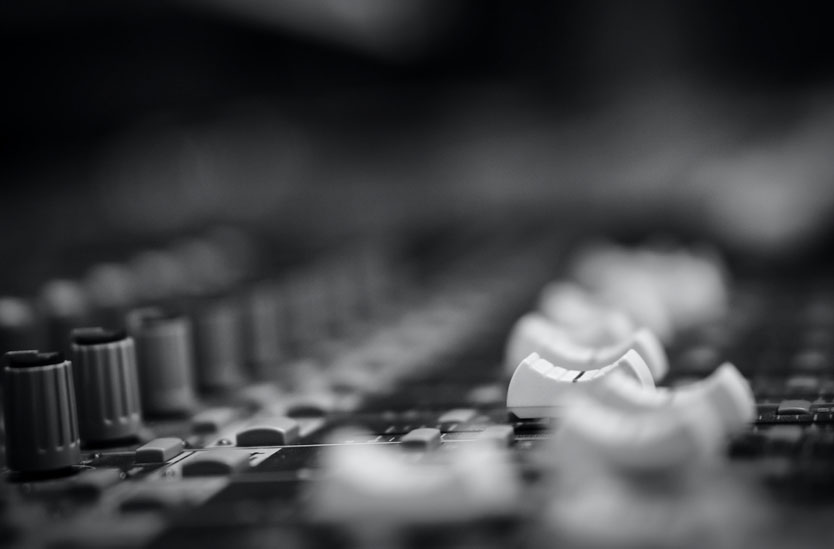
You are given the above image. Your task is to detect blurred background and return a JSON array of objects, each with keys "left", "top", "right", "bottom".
[{"left": 3, "top": 0, "right": 834, "bottom": 291}]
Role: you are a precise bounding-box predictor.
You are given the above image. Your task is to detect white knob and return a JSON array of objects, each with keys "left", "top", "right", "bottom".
[
  {"left": 506, "top": 350, "right": 654, "bottom": 419},
  {"left": 505, "top": 313, "right": 667, "bottom": 381}
]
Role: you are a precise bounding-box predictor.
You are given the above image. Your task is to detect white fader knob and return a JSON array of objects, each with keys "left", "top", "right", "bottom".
[
  {"left": 537, "top": 281, "right": 636, "bottom": 346},
  {"left": 554, "top": 393, "right": 728, "bottom": 473},
  {"left": 309, "top": 431, "right": 519, "bottom": 525},
  {"left": 552, "top": 362, "right": 755, "bottom": 474},
  {"left": 569, "top": 243, "right": 729, "bottom": 341},
  {"left": 505, "top": 313, "right": 667, "bottom": 381},
  {"left": 586, "top": 362, "right": 755, "bottom": 435},
  {"left": 506, "top": 350, "right": 654, "bottom": 419}
]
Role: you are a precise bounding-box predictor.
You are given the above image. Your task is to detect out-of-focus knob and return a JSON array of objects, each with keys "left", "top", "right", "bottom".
[
  {"left": 129, "top": 250, "right": 188, "bottom": 303},
  {"left": 242, "top": 282, "right": 286, "bottom": 381},
  {"left": 3, "top": 351, "right": 81, "bottom": 473},
  {"left": 70, "top": 328, "right": 143, "bottom": 444},
  {"left": 0, "top": 297, "right": 41, "bottom": 356},
  {"left": 538, "top": 282, "right": 636, "bottom": 346},
  {"left": 505, "top": 313, "right": 667, "bottom": 381},
  {"left": 127, "top": 308, "right": 197, "bottom": 417},
  {"left": 285, "top": 272, "right": 329, "bottom": 352},
  {"left": 38, "top": 279, "right": 91, "bottom": 354},
  {"left": 586, "top": 362, "right": 755, "bottom": 435},
  {"left": 192, "top": 296, "right": 246, "bottom": 393},
  {"left": 83, "top": 263, "right": 136, "bottom": 329},
  {"left": 553, "top": 391, "right": 726, "bottom": 473},
  {"left": 569, "top": 243, "right": 729, "bottom": 341},
  {"left": 309, "top": 430, "right": 519, "bottom": 525}
]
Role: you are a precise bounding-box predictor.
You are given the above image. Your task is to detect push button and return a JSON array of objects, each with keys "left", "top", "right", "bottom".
[
  {"left": 236, "top": 418, "right": 300, "bottom": 446},
  {"left": 135, "top": 438, "right": 185, "bottom": 464},
  {"left": 181, "top": 449, "right": 250, "bottom": 477},
  {"left": 777, "top": 399, "right": 813, "bottom": 415}
]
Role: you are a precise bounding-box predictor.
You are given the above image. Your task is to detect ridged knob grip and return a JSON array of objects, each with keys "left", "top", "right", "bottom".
[
  {"left": 3, "top": 351, "right": 81, "bottom": 473},
  {"left": 70, "top": 328, "right": 143, "bottom": 444},
  {"left": 127, "top": 308, "right": 197, "bottom": 417}
]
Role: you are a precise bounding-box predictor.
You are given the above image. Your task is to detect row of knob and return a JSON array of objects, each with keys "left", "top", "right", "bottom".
[
  {"left": 505, "top": 243, "right": 755, "bottom": 472},
  {"left": 0, "top": 229, "right": 398, "bottom": 392},
  {"left": 2, "top": 316, "right": 190, "bottom": 474},
  {"left": 2, "top": 239, "right": 401, "bottom": 476}
]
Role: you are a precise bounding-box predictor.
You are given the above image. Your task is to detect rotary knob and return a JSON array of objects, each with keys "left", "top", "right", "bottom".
[
  {"left": 192, "top": 296, "right": 246, "bottom": 393},
  {"left": 70, "top": 328, "right": 143, "bottom": 445},
  {"left": 127, "top": 308, "right": 197, "bottom": 417},
  {"left": 3, "top": 351, "right": 81, "bottom": 474},
  {"left": 505, "top": 313, "right": 668, "bottom": 380}
]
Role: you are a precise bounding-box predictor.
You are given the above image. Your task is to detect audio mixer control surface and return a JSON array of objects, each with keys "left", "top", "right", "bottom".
[{"left": 1, "top": 224, "right": 834, "bottom": 549}]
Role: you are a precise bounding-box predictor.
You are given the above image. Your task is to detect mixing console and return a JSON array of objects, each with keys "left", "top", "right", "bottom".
[{"left": 1, "top": 222, "right": 834, "bottom": 549}]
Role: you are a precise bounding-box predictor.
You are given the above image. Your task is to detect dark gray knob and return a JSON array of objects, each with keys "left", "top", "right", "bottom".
[
  {"left": 70, "top": 328, "right": 143, "bottom": 444},
  {"left": 3, "top": 351, "right": 81, "bottom": 473},
  {"left": 127, "top": 308, "right": 196, "bottom": 417},
  {"left": 193, "top": 297, "right": 245, "bottom": 393},
  {"left": 242, "top": 282, "right": 286, "bottom": 381}
]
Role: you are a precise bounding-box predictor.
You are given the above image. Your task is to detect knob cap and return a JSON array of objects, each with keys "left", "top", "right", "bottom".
[
  {"left": 3, "top": 351, "right": 81, "bottom": 473},
  {"left": 553, "top": 392, "right": 726, "bottom": 473},
  {"left": 70, "top": 328, "right": 143, "bottom": 444},
  {"left": 127, "top": 308, "right": 197, "bottom": 417}
]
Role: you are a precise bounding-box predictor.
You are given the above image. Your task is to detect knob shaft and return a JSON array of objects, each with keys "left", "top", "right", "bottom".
[
  {"left": 127, "top": 308, "right": 197, "bottom": 417},
  {"left": 70, "top": 328, "right": 143, "bottom": 444},
  {"left": 3, "top": 351, "right": 81, "bottom": 473}
]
